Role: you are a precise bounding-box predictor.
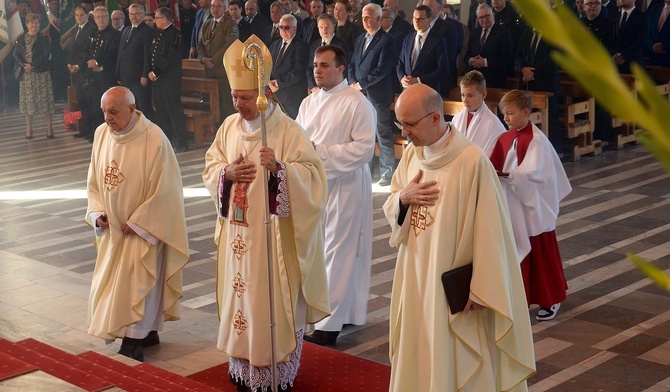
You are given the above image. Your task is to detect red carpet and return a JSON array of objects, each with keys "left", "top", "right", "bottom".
[
  {"left": 187, "top": 342, "right": 391, "bottom": 392},
  {"left": 0, "top": 350, "right": 38, "bottom": 381}
]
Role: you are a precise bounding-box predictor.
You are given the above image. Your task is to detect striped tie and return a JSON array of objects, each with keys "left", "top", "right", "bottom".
[{"left": 479, "top": 28, "right": 488, "bottom": 51}]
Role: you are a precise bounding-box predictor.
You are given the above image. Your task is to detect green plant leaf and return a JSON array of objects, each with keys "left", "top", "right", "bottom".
[{"left": 628, "top": 254, "right": 670, "bottom": 290}]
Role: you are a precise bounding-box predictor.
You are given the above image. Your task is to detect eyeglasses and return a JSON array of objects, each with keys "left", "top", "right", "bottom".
[
  {"left": 278, "top": 25, "right": 294, "bottom": 30},
  {"left": 394, "top": 112, "right": 434, "bottom": 130},
  {"left": 477, "top": 13, "right": 492, "bottom": 19},
  {"left": 129, "top": 12, "right": 144, "bottom": 16}
]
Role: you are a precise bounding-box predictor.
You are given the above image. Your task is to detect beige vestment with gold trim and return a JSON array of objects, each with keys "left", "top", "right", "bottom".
[{"left": 85, "top": 111, "right": 189, "bottom": 340}]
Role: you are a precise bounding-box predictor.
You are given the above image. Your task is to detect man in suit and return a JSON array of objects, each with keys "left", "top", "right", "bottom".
[
  {"left": 68, "top": 6, "right": 99, "bottom": 139},
  {"left": 269, "top": 14, "right": 310, "bottom": 118},
  {"left": 381, "top": 7, "right": 406, "bottom": 95},
  {"left": 517, "top": 28, "right": 565, "bottom": 154},
  {"left": 85, "top": 6, "right": 122, "bottom": 142},
  {"left": 465, "top": 4, "right": 513, "bottom": 88},
  {"left": 350, "top": 0, "right": 364, "bottom": 27},
  {"left": 611, "top": 0, "right": 649, "bottom": 73},
  {"left": 262, "top": 1, "right": 284, "bottom": 45},
  {"left": 198, "top": 0, "right": 239, "bottom": 119},
  {"left": 397, "top": 5, "right": 449, "bottom": 95},
  {"left": 189, "top": 0, "right": 212, "bottom": 58},
  {"left": 117, "top": 3, "right": 155, "bottom": 120},
  {"left": 308, "top": 13, "right": 350, "bottom": 92},
  {"left": 422, "top": 0, "right": 459, "bottom": 94},
  {"left": 649, "top": 0, "right": 670, "bottom": 66},
  {"left": 384, "top": 0, "right": 412, "bottom": 34},
  {"left": 349, "top": 3, "right": 396, "bottom": 186},
  {"left": 302, "top": 0, "right": 324, "bottom": 44},
  {"left": 492, "top": 0, "right": 525, "bottom": 50},
  {"left": 150, "top": 7, "right": 190, "bottom": 152},
  {"left": 245, "top": 0, "right": 270, "bottom": 37},
  {"left": 229, "top": 0, "right": 252, "bottom": 40}
]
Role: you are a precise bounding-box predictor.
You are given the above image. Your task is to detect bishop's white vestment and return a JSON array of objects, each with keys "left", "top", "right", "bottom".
[
  {"left": 85, "top": 111, "right": 189, "bottom": 341},
  {"left": 202, "top": 107, "right": 330, "bottom": 391},
  {"left": 296, "top": 79, "right": 376, "bottom": 331},
  {"left": 383, "top": 127, "right": 535, "bottom": 392}
]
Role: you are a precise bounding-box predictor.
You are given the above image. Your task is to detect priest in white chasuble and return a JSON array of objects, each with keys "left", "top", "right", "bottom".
[
  {"left": 383, "top": 84, "right": 535, "bottom": 392},
  {"left": 296, "top": 45, "right": 376, "bottom": 346},
  {"left": 202, "top": 36, "right": 330, "bottom": 392},
  {"left": 85, "top": 86, "right": 189, "bottom": 362}
]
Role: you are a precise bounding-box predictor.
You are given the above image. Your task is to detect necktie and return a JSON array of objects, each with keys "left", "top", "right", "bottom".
[
  {"left": 659, "top": 6, "right": 670, "bottom": 31},
  {"left": 529, "top": 31, "right": 540, "bottom": 63},
  {"left": 411, "top": 35, "right": 422, "bottom": 68},
  {"left": 278, "top": 41, "right": 287, "bottom": 61},
  {"left": 619, "top": 11, "right": 628, "bottom": 29},
  {"left": 322, "top": 40, "right": 327, "bottom": 46},
  {"left": 127, "top": 26, "right": 134, "bottom": 41},
  {"left": 466, "top": 111, "right": 474, "bottom": 128},
  {"left": 75, "top": 26, "right": 82, "bottom": 41},
  {"left": 479, "top": 28, "right": 488, "bottom": 51}
]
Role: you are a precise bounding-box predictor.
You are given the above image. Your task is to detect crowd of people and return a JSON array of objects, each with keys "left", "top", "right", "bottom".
[{"left": 7, "top": 0, "right": 665, "bottom": 390}]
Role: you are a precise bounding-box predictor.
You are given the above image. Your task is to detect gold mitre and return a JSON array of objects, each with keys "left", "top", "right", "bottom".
[{"left": 223, "top": 35, "right": 273, "bottom": 90}]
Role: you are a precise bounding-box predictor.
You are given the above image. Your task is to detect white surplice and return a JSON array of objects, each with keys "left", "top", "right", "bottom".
[
  {"left": 452, "top": 103, "right": 506, "bottom": 155},
  {"left": 296, "top": 78, "right": 377, "bottom": 331}
]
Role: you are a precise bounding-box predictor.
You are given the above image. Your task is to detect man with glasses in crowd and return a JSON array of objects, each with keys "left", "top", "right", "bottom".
[{"left": 465, "top": 3, "right": 513, "bottom": 88}]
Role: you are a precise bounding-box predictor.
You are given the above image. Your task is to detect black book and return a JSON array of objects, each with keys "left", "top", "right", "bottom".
[{"left": 441, "top": 263, "right": 473, "bottom": 315}]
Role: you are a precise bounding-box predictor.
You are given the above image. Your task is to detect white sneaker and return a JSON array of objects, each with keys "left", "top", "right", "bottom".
[{"left": 536, "top": 303, "right": 561, "bottom": 321}]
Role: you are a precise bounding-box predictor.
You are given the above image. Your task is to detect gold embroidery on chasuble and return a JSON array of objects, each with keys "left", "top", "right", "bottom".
[
  {"left": 410, "top": 205, "right": 435, "bottom": 237},
  {"left": 233, "top": 273, "right": 246, "bottom": 298},
  {"left": 231, "top": 234, "right": 248, "bottom": 260},
  {"left": 231, "top": 182, "right": 250, "bottom": 226},
  {"left": 104, "top": 160, "right": 125, "bottom": 191},
  {"left": 233, "top": 310, "right": 249, "bottom": 335}
]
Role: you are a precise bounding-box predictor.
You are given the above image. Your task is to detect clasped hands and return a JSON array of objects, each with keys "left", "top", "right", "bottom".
[
  {"left": 95, "top": 213, "right": 136, "bottom": 235},
  {"left": 225, "top": 149, "right": 278, "bottom": 183}
]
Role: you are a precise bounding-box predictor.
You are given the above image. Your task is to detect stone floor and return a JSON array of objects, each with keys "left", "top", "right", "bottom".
[{"left": 1, "top": 107, "right": 669, "bottom": 391}]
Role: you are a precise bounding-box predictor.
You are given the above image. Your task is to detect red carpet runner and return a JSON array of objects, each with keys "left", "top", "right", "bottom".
[
  {"left": 0, "top": 337, "right": 390, "bottom": 391},
  {"left": 187, "top": 342, "right": 391, "bottom": 391}
]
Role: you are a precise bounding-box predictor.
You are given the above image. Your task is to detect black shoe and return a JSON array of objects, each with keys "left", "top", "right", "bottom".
[
  {"left": 303, "top": 330, "right": 339, "bottom": 346},
  {"left": 142, "top": 331, "right": 160, "bottom": 347},
  {"left": 46, "top": 134, "right": 55, "bottom": 139},
  {"left": 118, "top": 338, "right": 144, "bottom": 361},
  {"left": 73, "top": 132, "right": 87, "bottom": 138},
  {"left": 377, "top": 176, "right": 391, "bottom": 187},
  {"left": 25, "top": 135, "right": 33, "bottom": 140}
]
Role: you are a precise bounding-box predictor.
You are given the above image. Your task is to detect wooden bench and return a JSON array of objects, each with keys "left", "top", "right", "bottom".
[
  {"left": 181, "top": 59, "right": 222, "bottom": 147},
  {"left": 557, "top": 77, "right": 602, "bottom": 160}
]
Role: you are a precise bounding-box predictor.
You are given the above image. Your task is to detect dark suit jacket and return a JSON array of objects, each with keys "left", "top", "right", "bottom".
[
  {"left": 648, "top": 5, "right": 670, "bottom": 66},
  {"left": 247, "top": 13, "right": 270, "bottom": 38},
  {"left": 150, "top": 24, "right": 183, "bottom": 83},
  {"left": 430, "top": 17, "right": 459, "bottom": 92},
  {"left": 67, "top": 21, "right": 97, "bottom": 70},
  {"left": 387, "top": 27, "right": 406, "bottom": 94},
  {"left": 348, "top": 29, "right": 396, "bottom": 105},
  {"left": 270, "top": 37, "right": 310, "bottom": 119},
  {"left": 397, "top": 30, "right": 449, "bottom": 95},
  {"left": 516, "top": 29, "right": 559, "bottom": 94},
  {"left": 88, "top": 26, "right": 121, "bottom": 89},
  {"left": 261, "top": 24, "right": 282, "bottom": 46},
  {"left": 392, "top": 16, "right": 412, "bottom": 35},
  {"left": 336, "top": 21, "right": 364, "bottom": 55},
  {"left": 603, "top": 0, "right": 619, "bottom": 21},
  {"left": 612, "top": 7, "right": 649, "bottom": 73},
  {"left": 197, "top": 17, "right": 239, "bottom": 78},
  {"left": 116, "top": 22, "right": 153, "bottom": 83},
  {"left": 190, "top": 8, "right": 212, "bottom": 50},
  {"left": 583, "top": 12, "right": 614, "bottom": 50},
  {"left": 237, "top": 18, "right": 253, "bottom": 41},
  {"left": 465, "top": 24, "right": 513, "bottom": 88},
  {"left": 302, "top": 16, "right": 320, "bottom": 45},
  {"left": 307, "top": 36, "right": 350, "bottom": 89}
]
